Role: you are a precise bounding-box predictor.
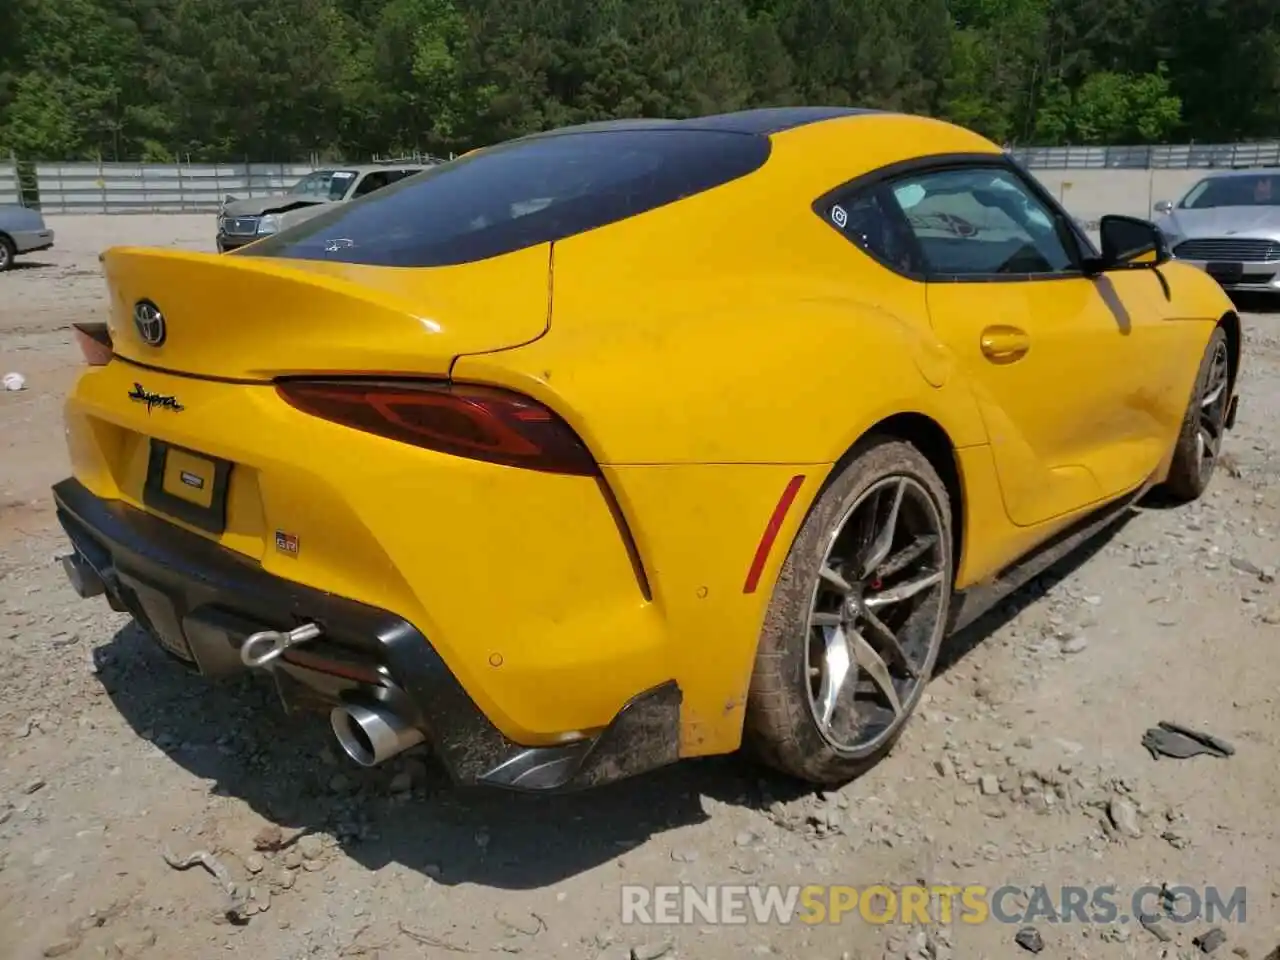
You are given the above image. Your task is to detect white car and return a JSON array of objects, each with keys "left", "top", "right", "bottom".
[
  {"left": 0, "top": 204, "right": 55, "bottom": 272},
  {"left": 1153, "top": 169, "right": 1280, "bottom": 294},
  {"left": 216, "top": 164, "right": 436, "bottom": 252}
]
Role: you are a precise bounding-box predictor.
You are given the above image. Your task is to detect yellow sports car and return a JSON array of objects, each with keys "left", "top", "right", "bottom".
[{"left": 55, "top": 107, "right": 1240, "bottom": 790}]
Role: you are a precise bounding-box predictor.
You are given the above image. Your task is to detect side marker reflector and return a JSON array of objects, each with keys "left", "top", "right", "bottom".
[{"left": 743, "top": 474, "right": 806, "bottom": 594}]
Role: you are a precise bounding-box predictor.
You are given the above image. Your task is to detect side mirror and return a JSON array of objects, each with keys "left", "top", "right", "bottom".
[
  {"left": 1153, "top": 200, "right": 1174, "bottom": 215},
  {"left": 1086, "top": 215, "right": 1170, "bottom": 274}
]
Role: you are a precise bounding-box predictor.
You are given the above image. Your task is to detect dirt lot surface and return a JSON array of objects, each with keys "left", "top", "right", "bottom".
[{"left": 1, "top": 215, "right": 1279, "bottom": 960}]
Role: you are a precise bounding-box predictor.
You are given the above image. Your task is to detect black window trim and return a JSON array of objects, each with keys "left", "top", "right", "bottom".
[{"left": 813, "top": 152, "right": 1098, "bottom": 284}]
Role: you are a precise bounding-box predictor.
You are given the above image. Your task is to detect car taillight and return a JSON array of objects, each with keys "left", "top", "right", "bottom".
[
  {"left": 275, "top": 379, "right": 597, "bottom": 476},
  {"left": 72, "top": 322, "right": 112, "bottom": 366}
]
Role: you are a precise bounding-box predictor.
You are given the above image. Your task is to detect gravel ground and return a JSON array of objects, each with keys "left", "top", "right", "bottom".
[{"left": 2, "top": 214, "right": 1279, "bottom": 960}]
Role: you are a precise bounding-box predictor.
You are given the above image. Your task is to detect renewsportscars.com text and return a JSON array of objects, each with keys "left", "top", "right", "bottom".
[{"left": 620, "top": 884, "right": 1247, "bottom": 926}]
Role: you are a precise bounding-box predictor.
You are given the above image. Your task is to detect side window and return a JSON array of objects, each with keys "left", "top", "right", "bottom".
[
  {"left": 885, "top": 167, "right": 1075, "bottom": 277},
  {"left": 352, "top": 171, "right": 390, "bottom": 198},
  {"left": 328, "top": 170, "right": 358, "bottom": 199},
  {"left": 825, "top": 187, "right": 921, "bottom": 275}
]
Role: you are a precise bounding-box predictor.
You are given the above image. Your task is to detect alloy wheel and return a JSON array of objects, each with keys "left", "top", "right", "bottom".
[
  {"left": 1195, "top": 339, "right": 1231, "bottom": 481},
  {"left": 804, "top": 475, "right": 948, "bottom": 755}
]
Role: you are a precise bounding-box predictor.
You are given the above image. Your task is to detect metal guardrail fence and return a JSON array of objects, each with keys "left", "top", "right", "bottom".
[
  {"left": 3, "top": 141, "right": 1280, "bottom": 213},
  {"left": 0, "top": 159, "right": 19, "bottom": 206},
  {"left": 1010, "top": 141, "right": 1280, "bottom": 170},
  {"left": 19, "top": 161, "right": 320, "bottom": 214}
]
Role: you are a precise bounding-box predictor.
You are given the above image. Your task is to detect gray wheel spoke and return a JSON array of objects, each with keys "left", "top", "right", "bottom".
[
  {"left": 862, "top": 608, "right": 919, "bottom": 678},
  {"left": 1198, "top": 425, "right": 1216, "bottom": 460},
  {"left": 865, "top": 569, "right": 944, "bottom": 609},
  {"left": 810, "top": 611, "right": 843, "bottom": 627},
  {"left": 819, "top": 565, "right": 854, "bottom": 594},
  {"left": 874, "top": 534, "right": 937, "bottom": 580},
  {"left": 1201, "top": 379, "right": 1226, "bottom": 408},
  {"left": 858, "top": 479, "right": 905, "bottom": 578},
  {"left": 847, "top": 627, "right": 902, "bottom": 717},
  {"left": 815, "top": 625, "right": 852, "bottom": 727},
  {"left": 1197, "top": 344, "right": 1230, "bottom": 472}
]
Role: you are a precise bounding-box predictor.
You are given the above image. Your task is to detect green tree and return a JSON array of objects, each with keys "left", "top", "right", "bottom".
[{"left": 0, "top": 0, "right": 1272, "bottom": 161}]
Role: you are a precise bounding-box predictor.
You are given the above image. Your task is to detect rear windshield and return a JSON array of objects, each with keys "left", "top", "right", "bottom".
[{"left": 242, "top": 128, "right": 771, "bottom": 267}]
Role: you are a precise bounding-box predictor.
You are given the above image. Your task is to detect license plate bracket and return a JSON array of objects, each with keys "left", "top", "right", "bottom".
[
  {"left": 143, "top": 440, "right": 233, "bottom": 535},
  {"left": 1205, "top": 261, "right": 1244, "bottom": 284}
]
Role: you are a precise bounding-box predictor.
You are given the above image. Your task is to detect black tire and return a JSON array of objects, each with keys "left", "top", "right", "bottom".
[
  {"left": 0, "top": 235, "right": 15, "bottom": 272},
  {"left": 1161, "top": 327, "right": 1231, "bottom": 502},
  {"left": 744, "top": 437, "right": 954, "bottom": 785}
]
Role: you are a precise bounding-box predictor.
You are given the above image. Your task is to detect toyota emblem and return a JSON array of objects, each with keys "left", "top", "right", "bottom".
[{"left": 133, "top": 300, "right": 166, "bottom": 347}]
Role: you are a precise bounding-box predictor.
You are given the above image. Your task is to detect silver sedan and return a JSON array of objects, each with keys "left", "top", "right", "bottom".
[
  {"left": 1153, "top": 169, "right": 1280, "bottom": 294},
  {"left": 0, "top": 204, "right": 55, "bottom": 272}
]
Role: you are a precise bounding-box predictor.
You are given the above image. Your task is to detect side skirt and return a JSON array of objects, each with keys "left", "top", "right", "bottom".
[{"left": 948, "top": 482, "right": 1151, "bottom": 634}]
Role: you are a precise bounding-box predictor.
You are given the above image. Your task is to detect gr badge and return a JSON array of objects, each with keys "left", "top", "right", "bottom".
[{"left": 274, "top": 530, "right": 300, "bottom": 557}]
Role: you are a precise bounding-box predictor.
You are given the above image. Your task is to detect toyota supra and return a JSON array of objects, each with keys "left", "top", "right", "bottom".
[{"left": 54, "top": 107, "right": 1241, "bottom": 790}]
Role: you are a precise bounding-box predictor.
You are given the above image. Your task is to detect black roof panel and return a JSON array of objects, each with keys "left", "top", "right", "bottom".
[
  {"left": 523, "top": 107, "right": 885, "bottom": 141},
  {"left": 683, "top": 106, "right": 887, "bottom": 134}
]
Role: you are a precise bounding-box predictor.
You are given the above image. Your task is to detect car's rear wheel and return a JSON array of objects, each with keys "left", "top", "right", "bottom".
[
  {"left": 745, "top": 437, "right": 953, "bottom": 785},
  {"left": 0, "top": 235, "right": 15, "bottom": 272},
  {"left": 1162, "top": 327, "right": 1231, "bottom": 502}
]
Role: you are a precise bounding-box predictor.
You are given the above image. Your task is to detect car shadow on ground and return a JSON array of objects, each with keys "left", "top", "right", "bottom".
[
  {"left": 95, "top": 511, "right": 1134, "bottom": 890},
  {"left": 6, "top": 260, "right": 55, "bottom": 272}
]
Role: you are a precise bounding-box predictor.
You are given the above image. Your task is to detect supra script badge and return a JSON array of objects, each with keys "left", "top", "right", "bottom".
[{"left": 128, "top": 382, "right": 184, "bottom": 413}]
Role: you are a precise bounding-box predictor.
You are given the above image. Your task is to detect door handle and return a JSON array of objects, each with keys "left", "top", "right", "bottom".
[{"left": 980, "top": 325, "right": 1031, "bottom": 362}]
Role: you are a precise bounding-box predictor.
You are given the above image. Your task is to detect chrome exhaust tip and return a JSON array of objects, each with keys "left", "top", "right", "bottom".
[
  {"left": 60, "top": 552, "right": 105, "bottom": 599},
  {"left": 330, "top": 702, "right": 425, "bottom": 767}
]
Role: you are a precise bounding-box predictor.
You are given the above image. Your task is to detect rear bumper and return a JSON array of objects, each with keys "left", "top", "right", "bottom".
[
  {"left": 11, "top": 228, "right": 54, "bottom": 254},
  {"left": 52, "top": 476, "right": 682, "bottom": 791}
]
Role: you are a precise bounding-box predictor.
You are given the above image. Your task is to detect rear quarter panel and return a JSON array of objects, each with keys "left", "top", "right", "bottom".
[
  {"left": 452, "top": 169, "right": 989, "bottom": 465},
  {"left": 451, "top": 154, "right": 997, "bottom": 753}
]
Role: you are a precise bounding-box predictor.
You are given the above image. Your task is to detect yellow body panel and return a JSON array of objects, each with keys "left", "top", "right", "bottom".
[
  {"left": 61, "top": 111, "right": 1236, "bottom": 759},
  {"left": 923, "top": 269, "right": 1204, "bottom": 526},
  {"left": 101, "top": 241, "right": 553, "bottom": 379}
]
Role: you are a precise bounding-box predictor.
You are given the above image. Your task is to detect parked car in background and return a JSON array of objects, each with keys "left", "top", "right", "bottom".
[
  {"left": 216, "top": 163, "right": 437, "bottom": 252},
  {"left": 0, "top": 204, "right": 55, "bottom": 272},
  {"left": 1153, "top": 169, "right": 1280, "bottom": 294}
]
